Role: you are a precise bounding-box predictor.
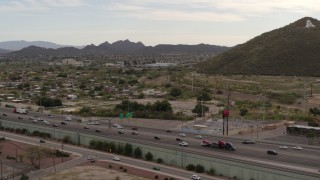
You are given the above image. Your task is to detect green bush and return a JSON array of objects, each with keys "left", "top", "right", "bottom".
[
  {"left": 195, "top": 164, "right": 205, "bottom": 173},
  {"left": 207, "top": 168, "right": 215, "bottom": 175},
  {"left": 133, "top": 147, "right": 142, "bottom": 158},
  {"left": 186, "top": 164, "right": 195, "bottom": 171},
  {"left": 145, "top": 152, "right": 153, "bottom": 161},
  {"left": 157, "top": 158, "right": 163, "bottom": 163}
]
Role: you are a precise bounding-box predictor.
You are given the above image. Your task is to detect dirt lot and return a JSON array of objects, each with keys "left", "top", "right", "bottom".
[
  {"left": 42, "top": 166, "right": 150, "bottom": 180},
  {"left": 0, "top": 138, "right": 75, "bottom": 177}
]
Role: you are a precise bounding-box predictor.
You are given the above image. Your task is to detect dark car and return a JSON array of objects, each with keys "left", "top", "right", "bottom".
[
  {"left": 154, "top": 136, "right": 161, "bottom": 140},
  {"left": 84, "top": 126, "right": 89, "bottom": 129},
  {"left": 132, "top": 131, "right": 138, "bottom": 135},
  {"left": 95, "top": 129, "right": 101, "bottom": 133},
  {"left": 61, "top": 122, "right": 67, "bottom": 125},
  {"left": 166, "top": 130, "right": 172, "bottom": 133},
  {"left": 52, "top": 124, "right": 59, "bottom": 127},
  {"left": 242, "top": 140, "right": 255, "bottom": 144},
  {"left": 132, "top": 127, "right": 138, "bottom": 130},
  {"left": 267, "top": 150, "right": 278, "bottom": 155},
  {"left": 176, "top": 138, "right": 182, "bottom": 141},
  {"left": 40, "top": 140, "right": 45, "bottom": 143},
  {"left": 18, "top": 117, "right": 23, "bottom": 119},
  {"left": 225, "top": 142, "right": 236, "bottom": 151},
  {"left": 118, "top": 131, "right": 124, "bottom": 134},
  {"left": 3, "top": 114, "right": 7, "bottom": 116},
  {"left": 152, "top": 166, "right": 160, "bottom": 170}
]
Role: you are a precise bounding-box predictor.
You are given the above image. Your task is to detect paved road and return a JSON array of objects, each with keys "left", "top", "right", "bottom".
[
  {"left": 1, "top": 107, "right": 320, "bottom": 178},
  {"left": 2, "top": 132, "right": 221, "bottom": 180}
]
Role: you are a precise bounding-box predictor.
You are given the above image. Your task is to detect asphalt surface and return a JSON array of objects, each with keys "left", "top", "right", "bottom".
[{"left": 1, "top": 107, "right": 320, "bottom": 178}]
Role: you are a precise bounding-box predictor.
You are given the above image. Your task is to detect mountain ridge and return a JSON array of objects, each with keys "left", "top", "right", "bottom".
[
  {"left": 8, "top": 40, "right": 230, "bottom": 56},
  {"left": 197, "top": 17, "right": 320, "bottom": 76}
]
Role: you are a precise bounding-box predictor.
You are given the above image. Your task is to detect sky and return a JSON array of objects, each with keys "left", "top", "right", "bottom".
[{"left": 0, "top": 0, "right": 319, "bottom": 47}]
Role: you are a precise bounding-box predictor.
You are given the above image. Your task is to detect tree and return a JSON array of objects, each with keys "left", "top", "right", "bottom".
[
  {"left": 124, "top": 143, "right": 133, "bottom": 156},
  {"left": 133, "top": 147, "right": 142, "bottom": 158},
  {"left": 240, "top": 109, "right": 248, "bottom": 116},
  {"left": 306, "top": 132, "right": 315, "bottom": 145},
  {"left": 170, "top": 87, "right": 182, "bottom": 97},
  {"left": 195, "top": 164, "right": 205, "bottom": 173},
  {"left": 197, "top": 92, "right": 212, "bottom": 102},
  {"left": 145, "top": 152, "right": 153, "bottom": 161},
  {"left": 192, "top": 103, "right": 209, "bottom": 116},
  {"left": 186, "top": 164, "right": 195, "bottom": 171}
]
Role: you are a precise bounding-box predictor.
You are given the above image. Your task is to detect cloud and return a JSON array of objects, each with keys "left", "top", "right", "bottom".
[
  {"left": 0, "top": 0, "right": 86, "bottom": 13},
  {"left": 106, "top": 0, "right": 320, "bottom": 22}
]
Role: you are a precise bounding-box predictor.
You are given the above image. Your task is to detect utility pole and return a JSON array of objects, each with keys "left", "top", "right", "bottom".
[
  {"left": 201, "top": 99, "right": 204, "bottom": 121},
  {"left": 191, "top": 73, "right": 194, "bottom": 92},
  {"left": 61, "top": 143, "right": 64, "bottom": 163}
]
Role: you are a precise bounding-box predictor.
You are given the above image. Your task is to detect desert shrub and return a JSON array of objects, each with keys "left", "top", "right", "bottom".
[{"left": 186, "top": 164, "right": 195, "bottom": 171}]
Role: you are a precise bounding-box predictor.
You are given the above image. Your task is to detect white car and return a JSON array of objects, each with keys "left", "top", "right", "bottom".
[
  {"left": 43, "top": 120, "right": 50, "bottom": 125},
  {"left": 293, "top": 146, "right": 303, "bottom": 150},
  {"left": 179, "top": 133, "right": 186, "bottom": 137},
  {"left": 179, "top": 142, "right": 188, "bottom": 147},
  {"left": 112, "top": 123, "right": 119, "bottom": 127},
  {"left": 113, "top": 156, "right": 120, "bottom": 161},
  {"left": 116, "top": 125, "right": 123, "bottom": 129},
  {"left": 191, "top": 175, "right": 201, "bottom": 180},
  {"left": 87, "top": 156, "right": 95, "bottom": 160},
  {"left": 32, "top": 120, "right": 38, "bottom": 123},
  {"left": 195, "top": 135, "right": 203, "bottom": 139},
  {"left": 279, "top": 145, "right": 288, "bottom": 149}
]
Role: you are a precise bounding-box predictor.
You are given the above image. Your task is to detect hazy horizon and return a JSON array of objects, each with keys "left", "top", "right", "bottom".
[{"left": 1, "top": 0, "right": 320, "bottom": 47}]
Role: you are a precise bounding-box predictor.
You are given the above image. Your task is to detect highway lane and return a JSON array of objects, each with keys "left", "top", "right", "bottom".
[{"left": 1, "top": 109, "right": 320, "bottom": 176}]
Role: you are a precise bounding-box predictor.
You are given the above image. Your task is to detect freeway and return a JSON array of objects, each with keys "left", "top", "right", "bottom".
[
  {"left": 1, "top": 107, "right": 320, "bottom": 177},
  {"left": 2, "top": 131, "right": 219, "bottom": 180}
]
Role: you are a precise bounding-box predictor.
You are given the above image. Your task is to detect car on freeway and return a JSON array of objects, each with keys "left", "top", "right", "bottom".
[
  {"left": 87, "top": 156, "right": 95, "bottom": 160},
  {"left": 293, "top": 146, "right": 303, "bottom": 150},
  {"left": 113, "top": 156, "right": 120, "bottom": 161},
  {"left": 2, "top": 114, "right": 7, "bottom": 116},
  {"left": 116, "top": 125, "right": 123, "bottom": 129},
  {"left": 176, "top": 138, "right": 182, "bottom": 141},
  {"left": 95, "top": 129, "right": 101, "bottom": 133},
  {"left": 112, "top": 123, "right": 119, "bottom": 127},
  {"left": 178, "top": 133, "right": 186, "bottom": 137},
  {"left": 279, "top": 145, "right": 288, "bottom": 149},
  {"left": 32, "top": 120, "right": 38, "bottom": 123},
  {"left": 195, "top": 135, "right": 203, "bottom": 139},
  {"left": 64, "top": 116, "right": 72, "bottom": 121},
  {"left": 48, "top": 114, "right": 54, "bottom": 118},
  {"left": 43, "top": 121, "right": 50, "bottom": 125},
  {"left": 84, "top": 126, "right": 89, "bottom": 129},
  {"left": 201, "top": 140, "right": 211, "bottom": 147},
  {"left": 166, "top": 130, "right": 172, "bottom": 133},
  {"left": 132, "top": 131, "right": 138, "bottom": 135},
  {"left": 242, "top": 140, "right": 255, "bottom": 144},
  {"left": 152, "top": 166, "right": 160, "bottom": 171},
  {"left": 225, "top": 142, "right": 236, "bottom": 151},
  {"left": 52, "top": 124, "right": 59, "bottom": 127},
  {"left": 179, "top": 142, "right": 188, "bottom": 147},
  {"left": 18, "top": 117, "right": 23, "bottom": 119},
  {"left": 29, "top": 117, "right": 34, "bottom": 120},
  {"left": 154, "top": 136, "right": 161, "bottom": 140},
  {"left": 132, "top": 127, "right": 138, "bottom": 130},
  {"left": 60, "top": 122, "right": 67, "bottom": 125},
  {"left": 191, "top": 175, "right": 201, "bottom": 180},
  {"left": 118, "top": 131, "right": 124, "bottom": 134},
  {"left": 39, "top": 140, "right": 45, "bottom": 143},
  {"left": 267, "top": 150, "right": 278, "bottom": 155}
]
